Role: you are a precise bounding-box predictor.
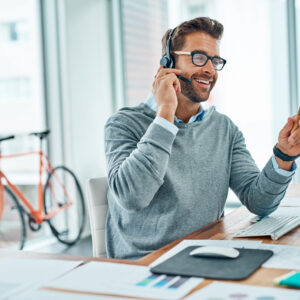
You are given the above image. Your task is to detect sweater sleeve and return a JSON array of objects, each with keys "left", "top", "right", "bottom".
[
  {"left": 104, "top": 113, "right": 176, "bottom": 212},
  {"left": 229, "top": 130, "right": 294, "bottom": 216}
]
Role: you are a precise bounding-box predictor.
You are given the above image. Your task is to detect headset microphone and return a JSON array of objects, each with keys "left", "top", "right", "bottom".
[
  {"left": 160, "top": 28, "right": 193, "bottom": 85},
  {"left": 177, "top": 75, "right": 192, "bottom": 85}
]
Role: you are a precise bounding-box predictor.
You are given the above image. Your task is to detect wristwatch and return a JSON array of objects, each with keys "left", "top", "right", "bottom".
[{"left": 273, "top": 144, "right": 300, "bottom": 161}]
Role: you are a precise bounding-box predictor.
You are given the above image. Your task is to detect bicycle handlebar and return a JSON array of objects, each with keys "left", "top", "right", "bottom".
[
  {"left": 0, "top": 135, "right": 15, "bottom": 143},
  {"left": 29, "top": 130, "right": 51, "bottom": 140},
  {"left": 0, "top": 130, "right": 50, "bottom": 148}
]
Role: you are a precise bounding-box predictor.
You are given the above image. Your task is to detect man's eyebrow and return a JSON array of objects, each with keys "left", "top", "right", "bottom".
[
  {"left": 192, "top": 49, "right": 207, "bottom": 54},
  {"left": 192, "top": 49, "right": 221, "bottom": 57}
]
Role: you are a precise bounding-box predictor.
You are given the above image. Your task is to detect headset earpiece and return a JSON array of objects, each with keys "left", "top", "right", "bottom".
[
  {"left": 160, "top": 55, "right": 175, "bottom": 68},
  {"left": 159, "top": 55, "right": 170, "bottom": 68},
  {"left": 160, "top": 28, "right": 176, "bottom": 68}
]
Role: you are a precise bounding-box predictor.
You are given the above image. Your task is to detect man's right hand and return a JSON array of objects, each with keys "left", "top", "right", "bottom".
[{"left": 152, "top": 66, "right": 182, "bottom": 123}]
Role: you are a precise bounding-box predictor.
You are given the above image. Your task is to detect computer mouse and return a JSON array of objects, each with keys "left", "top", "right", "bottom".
[{"left": 189, "top": 246, "right": 240, "bottom": 258}]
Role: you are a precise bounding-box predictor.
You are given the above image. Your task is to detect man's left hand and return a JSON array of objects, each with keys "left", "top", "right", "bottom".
[
  {"left": 275, "top": 116, "right": 300, "bottom": 171},
  {"left": 278, "top": 116, "right": 300, "bottom": 156}
]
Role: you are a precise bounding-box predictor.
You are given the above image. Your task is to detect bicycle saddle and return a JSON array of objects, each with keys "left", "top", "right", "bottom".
[
  {"left": 0, "top": 135, "right": 15, "bottom": 143},
  {"left": 30, "top": 130, "right": 51, "bottom": 139}
]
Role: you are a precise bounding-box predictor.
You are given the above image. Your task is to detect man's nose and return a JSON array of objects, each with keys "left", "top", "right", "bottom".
[{"left": 201, "top": 59, "right": 216, "bottom": 75}]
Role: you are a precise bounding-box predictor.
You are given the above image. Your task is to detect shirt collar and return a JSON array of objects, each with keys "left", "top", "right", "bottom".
[{"left": 145, "top": 92, "right": 205, "bottom": 123}]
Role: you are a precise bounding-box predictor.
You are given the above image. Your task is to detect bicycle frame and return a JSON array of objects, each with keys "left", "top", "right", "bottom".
[{"left": 0, "top": 149, "right": 73, "bottom": 224}]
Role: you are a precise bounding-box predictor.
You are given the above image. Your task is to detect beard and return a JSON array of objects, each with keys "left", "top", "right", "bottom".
[{"left": 180, "top": 74, "right": 215, "bottom": 103}]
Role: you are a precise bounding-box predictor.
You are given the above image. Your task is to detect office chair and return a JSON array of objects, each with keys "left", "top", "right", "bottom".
[{"left": 86, "top": 177, "right": 108, "bottom": 257}]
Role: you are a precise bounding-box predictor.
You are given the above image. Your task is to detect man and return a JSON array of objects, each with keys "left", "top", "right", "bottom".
[{"left": 104, "top": 17, "right": 300, "bottom": 260}]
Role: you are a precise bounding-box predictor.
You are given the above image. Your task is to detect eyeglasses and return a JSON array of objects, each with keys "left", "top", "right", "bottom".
[{"left": 172, "top": 51, "right": 227, "bottom": 71}]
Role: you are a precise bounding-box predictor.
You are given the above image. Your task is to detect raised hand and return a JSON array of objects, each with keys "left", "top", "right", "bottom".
[
  {"left": 277, "top": 116, "right": 300, "bottom": 157},
  {"left": 152, "top": 66, "right": 182, "bottom": 123}
]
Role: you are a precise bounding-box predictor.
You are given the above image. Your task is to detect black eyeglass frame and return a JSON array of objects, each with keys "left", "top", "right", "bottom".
[{"left": 172, "top": 50, "right": 227, "bottom": 71}]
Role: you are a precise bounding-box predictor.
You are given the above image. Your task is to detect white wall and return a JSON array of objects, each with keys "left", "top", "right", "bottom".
[{"left": 58, "top": 0, "right": 113, "bottom": 183}]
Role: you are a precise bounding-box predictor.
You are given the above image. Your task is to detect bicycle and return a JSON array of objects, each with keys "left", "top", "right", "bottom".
[{"left": 0, "top": 130, "right": 86, "bottom": 250}]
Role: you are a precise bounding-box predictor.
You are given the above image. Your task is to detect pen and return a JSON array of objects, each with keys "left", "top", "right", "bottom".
[{"left": 291, "top": 107, "right": 300, "bottom": 133}]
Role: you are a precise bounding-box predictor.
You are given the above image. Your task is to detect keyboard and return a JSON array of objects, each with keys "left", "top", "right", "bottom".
[{"left": 234, "top": 215, "right": 300, "bottom": 240}]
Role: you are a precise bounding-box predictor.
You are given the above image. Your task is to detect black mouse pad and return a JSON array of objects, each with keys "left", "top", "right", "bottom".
[{"left": 150, "top": 246, "right": 273, "bottom": 280}]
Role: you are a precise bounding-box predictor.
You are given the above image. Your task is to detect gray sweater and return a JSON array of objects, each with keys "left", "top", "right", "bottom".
[{"left": 104, "top": 103, "right": 293, "bottom": 259}]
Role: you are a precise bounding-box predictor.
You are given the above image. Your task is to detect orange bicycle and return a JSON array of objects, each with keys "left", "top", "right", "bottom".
[{"left": 0, "top": 130, "right": 86, "bottom": 250}]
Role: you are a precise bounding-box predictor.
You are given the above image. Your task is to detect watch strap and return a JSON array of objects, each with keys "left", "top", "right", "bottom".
[{"left": 273, "top": 145, "right": 300, "bottom": 161}]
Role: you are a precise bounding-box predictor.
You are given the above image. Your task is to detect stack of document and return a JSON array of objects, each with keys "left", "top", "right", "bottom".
[
  {"left": 14, "top": 290, "right": 125, "bottom": 300},
  {"left": 0, "top": 258, "right": 202, "bottom": 299},
  {"left": 46, "top": 261, "right": 203, "bottom": 300},
  {"left": 0, "top": 258, "right": 82, "bottom": 300},
  {"left": 185, "top": 282, "right": 300, "bottom": 299}
]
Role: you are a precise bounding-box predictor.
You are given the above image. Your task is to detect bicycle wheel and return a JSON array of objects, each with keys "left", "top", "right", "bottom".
[
  {"left": 44, "top": 166, "right": 85, "bottom": 245},
  {"left": 0, "top": 186, "right": 26, "bottom": 250}
]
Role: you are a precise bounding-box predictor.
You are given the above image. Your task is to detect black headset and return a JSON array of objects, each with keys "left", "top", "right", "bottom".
[
  {"left": 159, "top": 27, "right": 192, "bottom": 84},
  {"left": 160, "top": 28, "right": 176, "bottom": 68}
]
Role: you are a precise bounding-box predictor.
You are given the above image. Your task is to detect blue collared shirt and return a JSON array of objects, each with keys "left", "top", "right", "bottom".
[
  {"left": 145, "top": 92, "right": 296, "bottom": 176},
  {"left": 146, "top": 93, "right": 205, "bottom": 135}
]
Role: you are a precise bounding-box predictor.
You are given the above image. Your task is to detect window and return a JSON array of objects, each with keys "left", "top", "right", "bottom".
[
  {"left": 121, "top": 0, "right": 169, "bottom": 106},
  {"left": 0, "top": 0, "right": 47, "bottom": 248},
  {"left": 118, "top": 0, "right": 298, "bottom": 208},
  {"left": 294, "top": 0, "right": 300, "bottom": 186},
  {"left": 0, "top": 0, "right": 45, "bottom": 183},
  {"left": 177, "top": 0, "right": 291, "bottom": 206}
]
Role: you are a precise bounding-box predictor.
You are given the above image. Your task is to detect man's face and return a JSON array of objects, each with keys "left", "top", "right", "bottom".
[{"left": 175, "top": 32, "right": 220, "bottom": 103}]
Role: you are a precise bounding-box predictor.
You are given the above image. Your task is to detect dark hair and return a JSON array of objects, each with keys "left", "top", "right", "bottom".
[{"left": 161, "top": 17, "right": 224, "bottom": 55}]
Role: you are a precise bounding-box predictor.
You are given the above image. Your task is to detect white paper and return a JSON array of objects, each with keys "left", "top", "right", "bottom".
[
  {"left": 150, "top": 239, "right": 262, "bottom": 267},
  {"left": 184, "top": 281, "right": 300, "bottom": 299},
  {"left": 47, "top": 261, "right": 203, "bottom": 300},
  {"left": 259, "top": 243, "right": 300, "bottom": 270},
  {"left": 13, "top": 289, "right": 126, "bottom": 300},
  {"left": 0, "top": 258, "right": 82, "bottom": 300}
]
